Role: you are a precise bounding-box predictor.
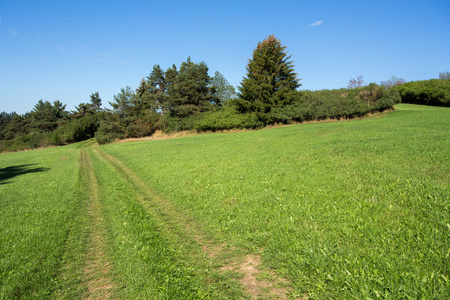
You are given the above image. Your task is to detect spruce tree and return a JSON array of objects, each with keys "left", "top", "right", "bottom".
[
  {"left": 146, "top": 64, "right": 168, "bottom": 129},
  {"left": 168, "top": 57, "right": 218, "bottom": 119},
  {"left": 237, "top": 35, "right": 301, "bottom": 118}
]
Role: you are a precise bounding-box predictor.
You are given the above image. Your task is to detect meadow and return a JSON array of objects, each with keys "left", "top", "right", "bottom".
[{"left": 0, "top": 104, "right": 448, "bottom": 299}]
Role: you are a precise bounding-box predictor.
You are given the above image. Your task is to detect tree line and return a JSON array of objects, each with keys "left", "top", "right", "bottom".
[{"left": 1, "top": 35, "right": 447, "bottom": 152}]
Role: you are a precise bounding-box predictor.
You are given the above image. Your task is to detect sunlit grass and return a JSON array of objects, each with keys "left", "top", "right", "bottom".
[
  {"left": 102, "top": 104, "right": 449, "bottom": 298},
  {"left": 0, "top": 144, "right": 88, "bottom": 298},
  {"left": 1, "top": 104, "right": 448, "bottom": 299}
]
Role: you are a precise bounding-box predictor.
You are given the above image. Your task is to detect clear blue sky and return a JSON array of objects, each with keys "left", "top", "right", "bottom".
[{"left": 1, "top": 0, "right": 449, "bottom": 114}]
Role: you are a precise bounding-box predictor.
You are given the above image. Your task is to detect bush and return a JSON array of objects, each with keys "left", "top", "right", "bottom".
[
  {"left": 95, "top": 120, "right": 127, "bottom": 145},
  {"left": 395, "top": 79, "right": 450, "bottom": 106},
  {"left": 192, "top": 107, "right": 263, "bottom": 132},
  {"left": 51, "top": 114, "right": 101, "bottom": 145},
  {"left": 268, "top": 85, "right": 399, "bottom": 125}
]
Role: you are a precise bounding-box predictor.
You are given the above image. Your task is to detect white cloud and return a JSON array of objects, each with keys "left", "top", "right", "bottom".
[{"left": 309, "top": 20, "right": 324, "bottom": 27}]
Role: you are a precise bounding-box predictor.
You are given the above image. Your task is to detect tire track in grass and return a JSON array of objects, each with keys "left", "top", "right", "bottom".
[
  {"left": 80, "top": 149, "right": 115, "bottom": 299},
  {"left": 93, "top": 147, "right": 293, "bottom": 299}
]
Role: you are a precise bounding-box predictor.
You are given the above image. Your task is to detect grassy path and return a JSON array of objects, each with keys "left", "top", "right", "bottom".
[
  {"left": 89, "top": 146, "right": 292, "bottom": 299},
  {"left": 79, "top": 149, "right": 115, "bottom": 299}
]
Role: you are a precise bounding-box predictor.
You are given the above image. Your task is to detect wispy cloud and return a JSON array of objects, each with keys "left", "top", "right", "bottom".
[
  {"left": 8, "top": 27, "right": 19, "bottom": 36},
  {"left": 309, "top": 20, "right": 324, "bottom": 27}
]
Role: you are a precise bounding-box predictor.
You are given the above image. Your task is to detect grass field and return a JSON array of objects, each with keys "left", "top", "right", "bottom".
[{"left": 1, "top": 104, "right": 449, "bottom": 299}]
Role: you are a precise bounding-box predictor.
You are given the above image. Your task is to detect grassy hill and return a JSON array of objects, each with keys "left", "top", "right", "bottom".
[{"left": 1, "top": 104, "right": 449, "bottom": 299}]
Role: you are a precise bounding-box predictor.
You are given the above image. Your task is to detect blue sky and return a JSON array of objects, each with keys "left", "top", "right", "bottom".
[{"left": 1, "top": 0, "right": 449, "bottom": 114}]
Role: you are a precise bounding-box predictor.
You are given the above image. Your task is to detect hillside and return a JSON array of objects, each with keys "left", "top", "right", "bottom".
[{"left": 0, "top": 104, "right": 449, "bottom": 299}]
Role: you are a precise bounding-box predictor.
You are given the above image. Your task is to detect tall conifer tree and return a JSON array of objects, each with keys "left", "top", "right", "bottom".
[
  {"left": 146, "top": 64, "right": 168, "bottom": 129},
  {"left": 168, "top": 57, "right": 218, "bottom": 118},
  {"left": 237, "top": 35, "right": 301, "bottom": 117}
]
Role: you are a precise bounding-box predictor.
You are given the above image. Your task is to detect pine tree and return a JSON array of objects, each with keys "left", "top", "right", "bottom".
[
  {"left": 165, "top": 64, "right": 179, "bottom": 115},
  {"left": 90, "top": 92, "right": 102, "bottom": 112},
  {"left": 31, "top": 100, "right": 68, "bottom": 132},
  {"left": 168, "top": 57, "right": 218, "bottom": 119},
  {"left": 237, "top": 35, "right": 301, "bottom": 118},
  {"left": 109, "top": 86, "right": 135, "bottom": 118},
  {"left": 146, "top": 64, "right": 168, "bottom": 129}
]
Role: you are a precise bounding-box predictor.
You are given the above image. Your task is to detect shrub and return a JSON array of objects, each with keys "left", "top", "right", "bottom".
[
  {"left": 193, "top": 107, "right": 263, "bottom": 132},
  {"left": 51, "top": 114, "right": 101, "bottom": 145},
  {"left": 395, "top": 79, "right": 450, "bottom": 106},
  {"left": 269, "top": 85, "right": 399, "bottom": 125},
  {"left": 95, "top": 121, "right": 126, "bottom": 145}
]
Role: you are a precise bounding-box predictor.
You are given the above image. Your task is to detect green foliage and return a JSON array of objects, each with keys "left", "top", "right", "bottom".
[
  {"left": 2, "top": 113, "right": 32, "bottom": 141},
  {"left": 192, "top": 106, "right": 263, "bottom": 132},
  {"left": 51, "top": 114, "right": 102, "bottom": 145},
  {"left": 95, "top": 118, "right": 127, "bottom": 145},
  {"left": 73, "top": 92, "right": 103, "bottom": 118},
  {"left": 30, "top": 100, "right": 68, "bottom": 132},
  {"left": 169, "top": 57, "right": 219, "bottom": 119},
  {"left": 211, "top": 71, "right": 237, "bottom": 103},
  {"left": 0, "top": 112, "right": 18, "bottom": 140},
  {"left": 237, "top": 35, "right": 301, "bottom": 120},
  {"left": 143, "top": 65, "right": 169, "bottom": 130},
  {"left": 269, "top": 84, "right": 400, "bottom": 124},
  {"left": 94, "top": 111, "right": 159, "bottom": 144},
  {"left": 394, "top": 78, "right": 450, "bottom": 106},
  {"left": 109, "top": 86, "right": 136, "bottom": 118}
]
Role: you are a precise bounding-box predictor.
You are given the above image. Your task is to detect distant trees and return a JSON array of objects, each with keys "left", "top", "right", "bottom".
[
  {"left": 144, "top": 65, "right": 168, "bottom": 129},
  {"left": 31, "top": 100, "right": 68, "bottom": 132},
  {"left": 439, "top": 71, "right": 450, "bottom": 80},
  {"left": 0, "top": 112, "right": 18, "bottom": 140},
  {"left": 94, "top": 57, "right": 223, "bottom": 142},
  {"left": 347, "top": 76, "right": 365, "bottom": 89},
  {"left": 74, "top": 92, "right": 102, "bottom": 118},
  {"left": 380, "top": 75, "right": 406, "bottom": 88},
  {"left": 4, "top": 35, "right": 428, "bottom": 151},
  {"left": 236, "top": 35, "right": 301, "bottom": 120},
  {"left": 110, "top": 86, "right": 136, "bottom": 118}
]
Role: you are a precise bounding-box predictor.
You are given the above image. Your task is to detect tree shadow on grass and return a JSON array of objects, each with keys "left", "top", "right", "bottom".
[{"left": 0, "top": 164, "right": 50, "bottom": 185}]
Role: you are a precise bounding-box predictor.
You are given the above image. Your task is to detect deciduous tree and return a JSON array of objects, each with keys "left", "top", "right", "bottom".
[
  {"left": 211, "top": 71, "right": 236, "bottom": 103},
  {"left": 380, "top": 75, "right": 405, "bottom": 88},
  {"left": 439, "top": 71, "right": 450, "bottom": 80},
  {"left": 347, "top": 76, "right": 365, "bottom": 89}
]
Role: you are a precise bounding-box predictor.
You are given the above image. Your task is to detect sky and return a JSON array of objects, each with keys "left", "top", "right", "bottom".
[{"left": 1, "top": 0, "right": 449, "bottom": 114}]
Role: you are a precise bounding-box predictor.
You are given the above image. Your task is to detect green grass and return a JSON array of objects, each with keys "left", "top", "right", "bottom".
[
  {"left": 0, "top": 104, "right": 449, "bottom": 299},
  {"left": 101, "top": 104, "right": 449, "bottom": 299},
  {"left": 87, "top": 147, "right": 243, "bottom": 298},
  {"left": 0, "top": 143, "right": 89, "bottom": 298}
]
